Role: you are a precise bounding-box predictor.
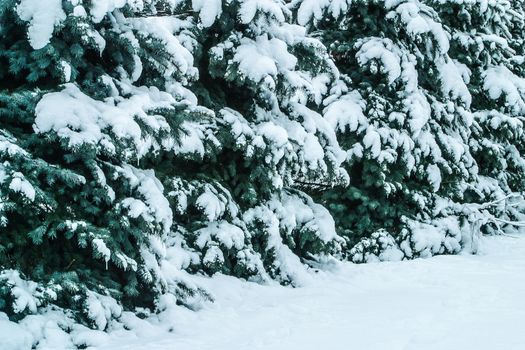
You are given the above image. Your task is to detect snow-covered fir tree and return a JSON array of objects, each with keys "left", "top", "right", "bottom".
[
  {"left": 430, "top": 0, "right": 525, "bottom": 231},
  {"left": 4, "top": 0, "right": 525, "bottom": 338},
  {"left": 0, "top": 0, "right": 346, "bottom": 329},
  {"left": 170, "top": 0, "right": 350, "bottom": 284},
  {"left": 291, "top": 0, "right": 525, "bottom": 261}
]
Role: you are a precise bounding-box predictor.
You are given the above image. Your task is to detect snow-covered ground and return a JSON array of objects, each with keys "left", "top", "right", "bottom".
[
  {"left": 95, "top": 234, "right": 525, "bottom": 350},
  {"left": 3, "top": 234, "right": 525, "bottom": 350}
]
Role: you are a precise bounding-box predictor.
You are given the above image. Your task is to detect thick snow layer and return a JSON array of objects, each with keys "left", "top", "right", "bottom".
[
  {"left": 34, "top": 83, "right": 182, "bottom": 158},
  {"left": 3, "top": 235, "right": 525, "bottom": 349},
  {"left": 16, "top": 0, "right": 65, "bottom": 49},
  {"left": 97, "top": 234, "right": 525, "bottom": 350},
  {"left": 233, "top": 36, "right": 297, "bottom": 83},
  {"left": 192, "top": 0, "right": 222, "bottom": 27},
  {"left": 0, "top": 317, "right": 32, "bottom": 350}
]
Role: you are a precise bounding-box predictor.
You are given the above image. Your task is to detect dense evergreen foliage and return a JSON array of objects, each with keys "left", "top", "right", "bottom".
[
  {"left": 293, "top": 0, "right": 525, "bottom": 261},
  {"left": 1, "top": 0, "right": 525, "bottom": 334},
  {"left": 0, "top": 0, "right": 347, "bottom": 329}
]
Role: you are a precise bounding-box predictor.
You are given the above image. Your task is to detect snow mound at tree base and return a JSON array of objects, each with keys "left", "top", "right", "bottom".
[{"left": 3, "top": 233, "right": 524, "bottom": 350}]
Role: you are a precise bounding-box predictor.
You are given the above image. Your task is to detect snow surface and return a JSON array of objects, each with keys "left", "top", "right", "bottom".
[
  {"left": 16, "top": 0, "right": 65, "bottom": 49},
  {"left": 2, "top": 234, "right": 524, "bottom": 349},
  {"left": 88, "top": 234, "right": 525, "bottom": 350}
]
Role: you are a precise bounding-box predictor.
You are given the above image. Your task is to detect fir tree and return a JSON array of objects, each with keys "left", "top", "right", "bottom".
[
  {"left": 290, "top": 0, "right": 524, "bottom": 261},
  {"left": 428, "top": 0, "right": 525, "bottom": 231},
  {"left": 180, "top": 0, "right": 349, "bottom": 283},
  {"left": 0, "top": 0, "right": 347, "bottom": 328}
]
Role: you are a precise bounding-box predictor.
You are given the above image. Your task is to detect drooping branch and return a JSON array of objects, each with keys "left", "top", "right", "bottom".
[{"left": 464, "top": 193, "right": 525, "bottom": 230}]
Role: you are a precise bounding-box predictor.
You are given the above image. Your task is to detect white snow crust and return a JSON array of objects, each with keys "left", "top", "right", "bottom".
[{"left": 3, "top": 234, "right": 525, "bottom": 349}]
